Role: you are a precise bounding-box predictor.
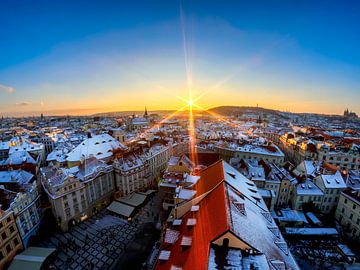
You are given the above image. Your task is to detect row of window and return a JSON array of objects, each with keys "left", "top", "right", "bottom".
[
  {"left": 323, "top": 196, "right": 338, "bottom": 203},
  {"left": 0, "top": 216, "right": 13, "bottom": 230},
  {"left": 327, "top": 156, "right": 357, "bottom": 162},
  {"left": 325, "top": 189, "right": 340, "bottom": 195},
  {"left": 338, "top": 216, "right": 360, "bottom": 238},
  {"left": 343, "top": 198, "right": 358, "bottom": 211},
  {"left": 298, "top": 195, "right": 322, "bottom": 202},
  {"left": 340, "top": 208, "right": 360, "bottom": 223},
  {"left": 0, "top": 237, "right": 21, "bottom": 261}
]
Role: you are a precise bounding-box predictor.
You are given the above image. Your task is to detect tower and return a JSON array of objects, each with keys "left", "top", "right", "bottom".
[{"left": 144, "top": 106, "right": 148, "bottom": 118}]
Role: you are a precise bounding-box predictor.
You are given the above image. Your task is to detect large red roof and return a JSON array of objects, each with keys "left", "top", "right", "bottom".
[
  {"left": 156, "top": 161, "right": 229, "bottom": 270},
  {"left": 193, "top": 160, "right": 225, "bottom": 196}
]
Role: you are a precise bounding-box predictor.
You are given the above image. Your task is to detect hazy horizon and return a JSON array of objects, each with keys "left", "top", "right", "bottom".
[{"left": 0, "top": 105, "right": 355, "bottom": 118}]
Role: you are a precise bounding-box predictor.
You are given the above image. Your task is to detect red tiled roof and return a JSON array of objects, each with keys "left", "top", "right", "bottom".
[
  {"left": 156, "top": 161, "right": 229, "bottom": 270},
  {"left": 156, "top": 160, "right": 301, "bottom": 270},
  {"left": 193, "top": 160, "right": 225, "bottom": 196}
]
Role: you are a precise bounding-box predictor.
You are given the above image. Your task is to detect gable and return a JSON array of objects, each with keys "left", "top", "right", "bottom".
[{"left": 211, "top": 231, "right": 255, "bottom": 251}]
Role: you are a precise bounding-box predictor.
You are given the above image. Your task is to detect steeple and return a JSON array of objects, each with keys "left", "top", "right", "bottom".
[{"left": 144, "top": 106, "right": 148, "bottom": 117}]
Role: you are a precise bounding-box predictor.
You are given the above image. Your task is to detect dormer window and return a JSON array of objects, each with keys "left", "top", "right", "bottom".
[
  {"left": 170, "top": 266, "right": 182, "bottom": 270},
  {"left": 180, "top": 236, "right": 192, "bottom": 247},
  {"left": 186, "top": 218, "right": 196, "bottom": 226},
  {"left": 271, "top": 260, "right": 286, "bottom": 270},
  {"left": 233, "top": 201, "right": 246, "bottom": 215},
  {"left": 172, "top": 219, "right": 182, "bottom": 226},
  {"left": 190, "top": 205, "right": 199, "bottom": 212},
  {"left": 261, "top": 211, "right": 273, "bottom": 223},
  {"left": 268, "top": 226, "right": 280, "bottom": 238},
  {"left": 275, "top": 241, "right": 289, "bottom": 255},
  {"left": 159, "top": 250, "right": 171, "bottom": 261}
]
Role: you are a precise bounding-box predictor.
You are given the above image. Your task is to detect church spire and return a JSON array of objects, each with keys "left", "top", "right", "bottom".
[{"left": 144, "top": 106, "right": 148, "bottom": 117}]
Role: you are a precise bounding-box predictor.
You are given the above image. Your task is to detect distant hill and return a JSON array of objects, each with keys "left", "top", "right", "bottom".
[
  {"left": 93, "top": 106, "right": 283, "bottom": 118},
  {"left": 92, "top": 110, "right": 176, "bottom": 117},
  {"left": 92, "top": 106, "right": 349, "bottom": 119},
  {"left": 207, "top": 106, "right": 281, "bottom": 116}
]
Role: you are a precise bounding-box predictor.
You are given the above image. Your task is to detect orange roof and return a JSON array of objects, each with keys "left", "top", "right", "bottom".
[
  {"left": 156, "top": 161, "right": 229, "bottom": 270},
  {"left": 156, "top": 160, "right": 300, "bottom": 270},
  {"left": 193, "top": 160, "right": 225, "bottom": 196}
]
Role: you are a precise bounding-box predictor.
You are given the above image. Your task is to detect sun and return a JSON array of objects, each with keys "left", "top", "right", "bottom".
[{"left": 188, "top": 98, "right": 193, "bottom": 107}]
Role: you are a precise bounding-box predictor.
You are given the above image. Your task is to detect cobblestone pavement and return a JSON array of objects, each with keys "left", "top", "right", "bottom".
[{"left": 38, "top": 193, "right": 161, "bottom": 270}]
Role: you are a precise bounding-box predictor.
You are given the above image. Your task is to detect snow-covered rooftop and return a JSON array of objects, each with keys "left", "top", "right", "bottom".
[
  {"left": 320, "top": 171, "right": 347, "bottom": 189},
  {"left": 296, "top": 180, "right": 324, "bottom": 196},
  {"left": 66, "top": 134, "right": 126, "bottom": 162},
  {"left": 0, "top": 170, "right": 34, "bottom": 184}
]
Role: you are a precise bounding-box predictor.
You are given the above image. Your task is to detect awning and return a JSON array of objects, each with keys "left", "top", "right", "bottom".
[
  {"left": 8, "top": 247, "right": 56, "bottom": 270},
  {"left": 118, "top": 192, "right": 147, "bottom": 207},
  {"left": 107, "top": 200, "right": 135, "bottom": 218}
]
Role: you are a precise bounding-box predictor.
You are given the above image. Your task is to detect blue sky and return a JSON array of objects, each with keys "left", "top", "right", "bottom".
[{"left": 0, "top": 0, "right": 359, "bottom": 116}]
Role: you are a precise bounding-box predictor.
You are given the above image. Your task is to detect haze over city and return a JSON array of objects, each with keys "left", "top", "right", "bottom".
[{"left": 0, "top": 0, "right": 360, "bottom": 117}]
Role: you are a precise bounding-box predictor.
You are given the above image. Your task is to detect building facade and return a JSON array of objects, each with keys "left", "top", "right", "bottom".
[
  {"left": 113, "top": 157, "right": 151, "bottom": 197},
  {"left": 41, "top": 158, "right": 114, "bottom": 231},
  {"left": 335, "top": 189, "right": 360, "bottom": 241},
  {"left": 0, "top": 208, "right": 23, "bottom": 269},
  {"left": 10, "top": 182, "right": 42, "bottom": 248}
]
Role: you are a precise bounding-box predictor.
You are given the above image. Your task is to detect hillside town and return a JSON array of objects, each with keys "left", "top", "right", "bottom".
[{"left": 0, "top": 107, "right": 359, "bottom": 270}]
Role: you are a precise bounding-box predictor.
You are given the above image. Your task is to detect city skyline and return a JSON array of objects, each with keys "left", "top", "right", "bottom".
[{"left": 1, "top": 0, "right": 360, "bottom": 116}]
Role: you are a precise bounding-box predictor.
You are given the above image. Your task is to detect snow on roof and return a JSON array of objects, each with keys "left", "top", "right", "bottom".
[
  {"left": 190, "top": 205, "right": 199, "bottom": 212},
  {"left": 184, "top": 175, "right": 200, "bottom": 185},
  {"left": 346, "top": 170, "right": 360, "bottom": 190},
  {"left": 159, "top": 250, "right": 171, "bottom": 261},
  {"left": 66, "top": 134, "right": 126, "bottom": 162},
  {"left": 304, "top": 160, "right": 316, "bottom": 176},
  {"left": 226, "top": 184, "right": 297, "bottom": 266},
  {"left": 285, "top": 227, "right": 338, "bottom": 236},
  {"left": 272, "top": 209, "right": 308, "bottom": 223},
  {"left": 305, "top": 212, "right": 321, "bottom": 225},
  {"left": 46, "top": 148, "right": 71, "bottom": 163},
  {"left": 0, "top": 141, "right": 10, "bottom": 151},
  {"left": 235, "top": 144, "right": 284, "bottom": 157},
  {"left": 168, "top": 157, "right": 180, "bottom": 166},
  {"left": 172, "top": 219, "right": 182, "bottom": 226},
  {"left": 77, "top": 157, "right": 111, "bottom": 181},
  {"left": 0, "top": 170, "right": 34, "bottom": 184},
  {"left": 5, "top": 151, "right": 36, "bottom": 165},
  {"left": 114, "top": 156, "right": 144, "bottom": 172},
  {"left": 248, "top": 166, "right": 265, "bottom": 181},
  {"left": 9, "top": 140, "right": 44, "bottom": 154},
  {"left": 131, "top": 117, "right": 148, "bottom": 124},
  {"left": 208, "top": 248, "right": 271, "bottom": 270},
  {"left": 156, "top": 160, "right": 299, "bottom": 270},
  {"left": 258, "top": 188, "right": 273, "bottom": 198},
  {"left": 165, "top": 229, "right": 180, "bottom": 244},
  {"left": 337, "top": 244, "right": 356, "bottom": 257},
  {"left": 296, "top": 180, "right": 324, "bottom": 196},
  {"left": 320, "top": 171, "right": 347, "bottom": 189},
  {"left": 223, "top": 162, "right": 266, "bottom": 208}
]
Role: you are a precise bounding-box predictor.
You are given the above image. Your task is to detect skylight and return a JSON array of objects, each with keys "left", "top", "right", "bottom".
[
  {"left": 159, "top": 250, "right": 171, "bottom": 261},
  {"left": 186, "top": 218, "right": 196, "bottom": 226}
]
